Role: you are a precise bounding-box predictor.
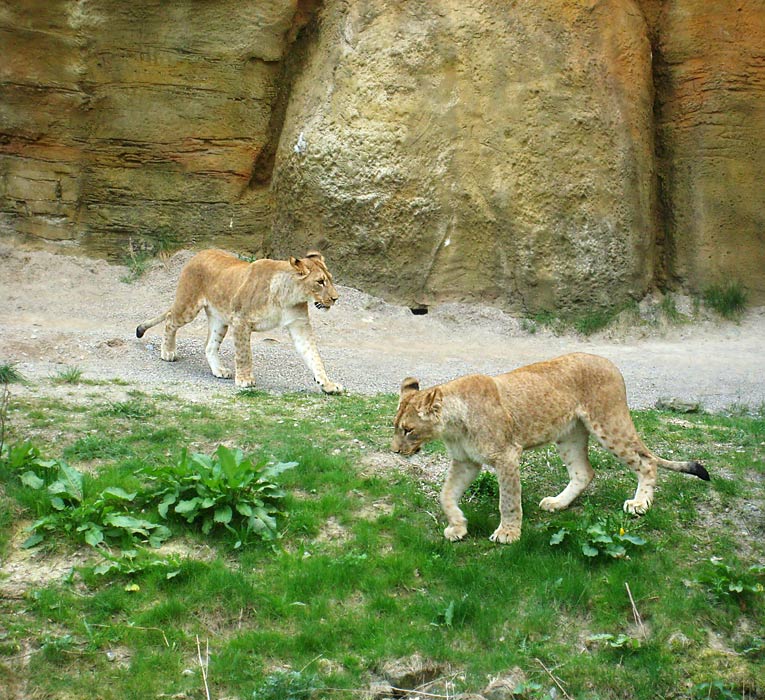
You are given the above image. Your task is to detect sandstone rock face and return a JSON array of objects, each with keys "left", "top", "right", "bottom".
[
  {"left": 640, "top": 0, "right": 765, "bottom": 302},
  {"left": 270, "top": 0, "right": 657, "bottom": 313},
  {"left": 0, "top": 0, "right": 299, "bottom": 256},
  {"left": 2, "top": 0, "right": 764, "bottom": 309}
]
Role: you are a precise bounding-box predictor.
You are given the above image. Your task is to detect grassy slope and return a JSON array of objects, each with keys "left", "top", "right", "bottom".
[{"left": 0, "top": 385, "right": 763, "bottom": 699}]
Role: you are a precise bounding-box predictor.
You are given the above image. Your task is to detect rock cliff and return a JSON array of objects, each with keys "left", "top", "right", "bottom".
[{"left": 1, "top": 0, "right": 763, "bottom": 309}]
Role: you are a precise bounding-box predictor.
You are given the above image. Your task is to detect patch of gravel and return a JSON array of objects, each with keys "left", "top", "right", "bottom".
[{"left": 1, "top": 242, "right": 763, "bottom": 412}]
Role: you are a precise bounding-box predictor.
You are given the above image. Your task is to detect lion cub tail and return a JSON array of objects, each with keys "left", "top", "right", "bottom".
[
  {"left": 136, "top": 310, "right": 170, "bottom": 339},
  {"left": 658, "top": 457, "right": 710, "bottom": 481}
]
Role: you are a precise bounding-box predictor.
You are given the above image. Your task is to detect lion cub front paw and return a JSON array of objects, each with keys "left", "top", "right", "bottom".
[
  {"left": 320, "top": 381, "right": 344, "bottom": 395},
  {"left": 489, "top": 524, "right": 521, "bottom": 544},
  {"left": 160, "top": 349, "right": 177, "bottom": 362},
  {"left": 444, "top": 523, "right": 468, "bottom": 542},
  {"left": 212, "top": 366, "right": 233, "bottom": 379},
  {"left": 235, "top": 375, "right": 257, "bottom": 388},
  {"left": 623, "top": 498, "right": 651, "bottom": 515}
]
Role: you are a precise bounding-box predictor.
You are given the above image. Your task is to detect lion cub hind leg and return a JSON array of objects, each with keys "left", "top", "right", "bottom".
[
  {"left": 540, "top": 420, "right": 595, "bottom": 512},
  {"left": 161, "top": 300, "right": 204, "bottom": 362},
  {"left": 584, "top": 412, "right": 658, "bottom": 515},
  {"left": 204, "top": 307, "right": 232, "bottom": 379},
  {"left": 440, "top": 460, "right": 481, "bottom": 541}
]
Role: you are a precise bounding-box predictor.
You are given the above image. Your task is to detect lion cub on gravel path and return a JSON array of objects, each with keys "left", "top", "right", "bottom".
[
  {"left": 136, "top": 249, "right": 343, "bottom": 394},
  {"left": 392, "top": 353, "right": 709, "bottom": 544}
]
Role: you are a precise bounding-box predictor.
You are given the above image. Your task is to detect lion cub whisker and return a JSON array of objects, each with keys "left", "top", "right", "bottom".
[{"left": 392, "top": 352, "right": 709, "bottom": 544}]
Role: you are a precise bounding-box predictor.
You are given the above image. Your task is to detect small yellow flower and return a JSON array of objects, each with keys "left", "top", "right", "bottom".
[
  {"left": 619, "top": 527, "right": 625, "bottom": 536},
  {"left": 124, "top": 583, "right": 140, "bottom": 593}
]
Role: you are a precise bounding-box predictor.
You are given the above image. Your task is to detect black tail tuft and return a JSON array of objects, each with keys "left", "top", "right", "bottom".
[
  {"left": 690, "top": 460, "right": 710, "bottom": 481},
  {"left": 136, "top": 325, "right": 145, "bottom": 339}
]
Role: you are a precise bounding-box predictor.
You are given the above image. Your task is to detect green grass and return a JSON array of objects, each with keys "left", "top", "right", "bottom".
[
  {"left": 0, "top": 386, "right": 763, "bottom": 699},
  {"left": 51, "top": 365, "right": 84, "bottom": 385},
  {"left": 703, "top": 281, "right": 748, "bottom": 320},
  {"left": 120, "top": 228, "right": 183, "bottom": 282},
  {"left": 0, "top": 362, "right": 25, "bottom": 384}
]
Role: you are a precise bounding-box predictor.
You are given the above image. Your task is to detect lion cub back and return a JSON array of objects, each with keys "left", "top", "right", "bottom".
[{"left": 174, "top": 250, "right": 286, "bottom": 314}]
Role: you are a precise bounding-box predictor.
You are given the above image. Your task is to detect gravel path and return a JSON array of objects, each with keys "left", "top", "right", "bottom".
[{"left": 1, "top": 243, "right": 763, "bottom": 412}]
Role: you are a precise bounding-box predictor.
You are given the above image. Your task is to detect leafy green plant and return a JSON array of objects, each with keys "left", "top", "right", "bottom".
[
  {"left": 5, "top": 445, "right": 169, "bottom": 550},
  {"left": 252, "top": 670, "right": 322, "bottom": 700},
  {"left": 22, "top": 458, "right": 171, "bottom": 550},
  {"left": 92, "top": 548, "right": 182, "bottom": 578},
  {"left": 549, "top": 515, "right": 647, "bottom": 559},
  {"left": 1, "top": 440, "right": 43, "bottom": 474},
  {"left": 697, "top": 557, "right": 765, "bottom": 603},
  {"left": 144, "top": 445, "right": 296, "bottom": 546},
  {"left": 691, "top": 680, "right": 742, "bottom": 700},
  {"left": 703, "top": 281, "right": 748, "bottom": 320},
  {"left": 587, "top": 632, "right": 642, "bottom": 651}
]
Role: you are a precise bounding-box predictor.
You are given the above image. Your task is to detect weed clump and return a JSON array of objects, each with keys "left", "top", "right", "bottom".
[{"left": 703, "top": 281, "right": 747, "bottom": 320}]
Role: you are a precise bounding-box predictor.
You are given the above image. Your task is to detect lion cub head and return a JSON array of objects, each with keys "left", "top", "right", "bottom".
[
  {"left": 392, "top": 377, "right": 444, "bottom": 456},
  {"left": 290, "top": 252, "right": 339, "bottom": 311}
]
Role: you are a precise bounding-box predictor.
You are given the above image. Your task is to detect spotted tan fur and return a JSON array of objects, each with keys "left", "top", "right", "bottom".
[
  {"left": 392, "top": 353, "right": 709, "bottom": 544},
  {"left": 136, "top": 249, "right": 343, "bottom": 394}
]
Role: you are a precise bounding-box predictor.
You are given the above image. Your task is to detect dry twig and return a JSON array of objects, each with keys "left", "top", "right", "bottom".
[
  {"left": 534, "top": 657, "right": 572, "bottom": 700},
  {"left": 197, "top": 636, "right": 211, "bottom": 700},
  {"left": 625, "top": 582, "right": 648, "bottom": 640}
]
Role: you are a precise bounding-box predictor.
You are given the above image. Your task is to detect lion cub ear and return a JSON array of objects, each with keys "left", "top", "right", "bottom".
[
  {"left": 419, "top": 387, "right": 443, "bottom": 420},
  {"left": 400, "top": 377, "right": 420, "bottom": 397},
  {"left": 305, "top": 251, "right": 325, "bottom": 263},
  {"left": 398, "top": 377, "right": 420, "bottom": 409},
  {"left": 289, "top": 256, "right": 310, "bottom": 277}
]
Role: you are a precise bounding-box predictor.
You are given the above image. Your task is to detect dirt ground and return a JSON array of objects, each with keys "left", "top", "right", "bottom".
[{"left": 0, "top": 241, "right": 763, "bottom": 411}]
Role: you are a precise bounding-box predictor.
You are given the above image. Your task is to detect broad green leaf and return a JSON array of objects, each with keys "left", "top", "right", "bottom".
[
  {"left": 93, "top": 562, "right": 117, "bottom": 576},
  {"left": 236, "top": 502, "right": 254, "bottom": 517},
  {"left": 262, "top": 461, "right": 298, "bottom": 479},
  {"left": 175, "top": 498, "right": 201, "bottom": 514},
  {"left": 20, "top": 471, "right": 45, "bottom": 490},
  {"left": 158, "top": 493, "right": 176, "bottom": 518},
  {"left": 587, "top": 633, "right": 615, "bottom": 643},
  {"left": 104, "top": 514, "right": 154, "bottom": 533},
  {"left": 149, "top": 526, "right": 172, "bottom": 548},
  {"left": 55, "top": 461, "right": 84, "bottom": 501},
  {"left": 214, "top": 505, "right": 233, "bottom": 524},
  {"left": 582, "top": 543, "right": 599, "bottom": 557},
  {"left": 102, "top": 487, "right": 136, "bottom": 501},
  {"left": 22, "top": 533, "right": 44, "bottom": 549},
  {"left": 50, "top": 496, "right": 66, "bottom": 511},
  {"left": 84, "top": 526, "right": 104, "bottom": 547},
  {"left": 606, "top": 544, "right": 627, "bottom": 559},
  {"left": 443, "top": 600, "right": 455, "bottom": 627},
  {"left": 549, "top": 529, "right": 567, "bottom": 546},
  {"left": 618, "top": 533, "right": 646, "bottom": 546}
]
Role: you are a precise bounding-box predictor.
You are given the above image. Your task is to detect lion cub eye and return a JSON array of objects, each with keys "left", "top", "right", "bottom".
[
  {"left": 318, "top": 279, "right": 326, "bottom": 286},
  {"left": 403, "top": 428, "right": 415, "bottom": 437}
]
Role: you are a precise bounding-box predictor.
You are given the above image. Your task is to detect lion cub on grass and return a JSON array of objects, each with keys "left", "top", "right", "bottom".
[
  {"left": 136, "top": 249, "right": 343, "bottom": 394},
  {"left": 392, "top": 353, "right": 709, "bottom": 544}
]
